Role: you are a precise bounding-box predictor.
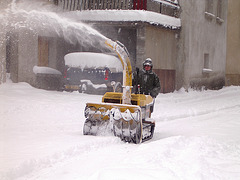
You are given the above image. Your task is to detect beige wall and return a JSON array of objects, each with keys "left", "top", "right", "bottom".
[
  {"left": 226, "top": 0, "right": 240, "bottom": 85},
  {"left": 145, "top": 26, "right": 177, "bottom": 70}
]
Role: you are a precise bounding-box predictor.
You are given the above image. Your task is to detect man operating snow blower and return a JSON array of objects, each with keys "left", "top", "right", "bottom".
[
  {"left": 132, "top": 58, "right": 161, "bottom": 115},
  {"left": 132, "top": 58, "right": 161, "bottom": 98},
  {"left": 83, "top": 40, "right": 161, "bottom": 143}
]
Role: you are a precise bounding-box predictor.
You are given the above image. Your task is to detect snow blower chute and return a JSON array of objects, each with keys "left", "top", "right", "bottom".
[{"left": 83, "top": 39, "right": 155, "bottom": 144}]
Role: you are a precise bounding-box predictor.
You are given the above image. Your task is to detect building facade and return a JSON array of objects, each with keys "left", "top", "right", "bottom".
[
  {"left": 2, "top": 0, "right": 181, "bottom": 93},
  {"left": 177, "top": 0, "right": 228, "bottom": 90},
  {"left": 55, "top": 0, "right": 181, "bottom": 93},
  {"left": 0, "top": 0, "right": 233, "bottom": 93}
]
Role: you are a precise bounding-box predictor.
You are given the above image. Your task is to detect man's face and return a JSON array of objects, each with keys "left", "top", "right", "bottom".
[{"left": 144, "top": 65, "right": 151, "bottom": 71}]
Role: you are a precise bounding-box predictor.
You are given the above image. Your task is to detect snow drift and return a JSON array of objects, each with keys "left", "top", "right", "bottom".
[{"left": 1, "top": 82, "right": 240, "bottom": 180}]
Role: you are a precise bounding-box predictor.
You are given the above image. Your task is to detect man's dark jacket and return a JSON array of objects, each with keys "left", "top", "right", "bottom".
[{"left": 132, "top": 68, "right": 161, "bottom": 98}]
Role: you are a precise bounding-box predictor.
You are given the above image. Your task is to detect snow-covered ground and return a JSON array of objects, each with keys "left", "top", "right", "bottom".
[{"left": 1, "top": 81, "right": 240, "bottom": 180}]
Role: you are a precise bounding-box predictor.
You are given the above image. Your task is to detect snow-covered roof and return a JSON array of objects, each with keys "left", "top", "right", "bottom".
[
  {"left": 65, "top": 10, "right": 181, "bottom": 29},
  {"left": 64, "top": 52, "right": 123, "bottom": 72}
]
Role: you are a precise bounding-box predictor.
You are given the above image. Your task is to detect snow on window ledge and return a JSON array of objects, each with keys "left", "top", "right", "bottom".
[
  {"left": 216, "top": 17, "right": 224, "bottom": 24},
  {"left": 202, "top": 68, "right": 213, "bottom": 74},
  {"left": 204, "top": 12, "right": 215, "bottom": 20},
  {"left": 33, "top": 66, "right": 62, "bottom": 75}
]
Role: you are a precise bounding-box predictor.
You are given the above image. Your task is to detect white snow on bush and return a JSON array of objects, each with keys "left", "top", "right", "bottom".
[
  {"left": 80, "top": 79, "right": 107, "bottom": 89},
  {"left": 64, "top": 52, "right": 123, "bottom": 72},
  {"left": 33, "top": 66, "right": 62, "bottom": 75},
  {"left": 1, "top": 82, "right": 240, "bottom": 180}
]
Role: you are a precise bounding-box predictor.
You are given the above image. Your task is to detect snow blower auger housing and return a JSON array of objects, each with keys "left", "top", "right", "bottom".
[{"left": 83, "top": 40, "right": 155, "bottom": 144}]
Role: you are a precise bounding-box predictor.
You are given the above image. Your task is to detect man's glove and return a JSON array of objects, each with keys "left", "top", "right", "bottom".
[{"left": 150, "top": 88, "right": 159, "bottom": 98}]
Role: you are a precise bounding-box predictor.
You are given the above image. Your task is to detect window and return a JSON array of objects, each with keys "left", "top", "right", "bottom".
[
  {"left": 205, "top": 0, "right": 213, "bottom": 14},
  {"left": 205, "top": 0, "right": 214, "bottom": 20},
  {"left": 203, "top": 53, "right": 212, "bottom": 74},
  {"left": 204, "top": 53, "right": 209, "bottom": 69},
  {"left": 216, "top": 0, "right": 224, "bottom": 24},
  {"left": 217, "top": 0, "right": 222, "bottom": 18}
]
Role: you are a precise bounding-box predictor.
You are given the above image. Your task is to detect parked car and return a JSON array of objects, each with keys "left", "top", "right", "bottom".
[{"left": 63, "top": 52, "right": 123, "bottom": 94}]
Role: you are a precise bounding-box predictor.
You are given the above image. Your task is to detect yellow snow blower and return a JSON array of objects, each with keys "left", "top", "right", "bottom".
[{"left": 83, "top": 39, "right": 155, "bottom": 144}]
